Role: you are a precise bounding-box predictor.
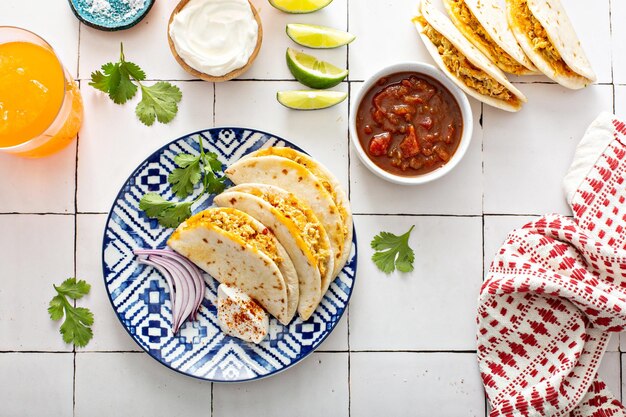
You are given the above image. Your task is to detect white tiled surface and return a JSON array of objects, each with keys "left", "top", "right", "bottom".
[{"left": 1, "top": 0, "right": 624, "bottom": 416}]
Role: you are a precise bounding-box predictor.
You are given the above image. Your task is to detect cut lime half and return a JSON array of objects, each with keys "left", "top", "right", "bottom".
[
  {"left": 286, "top": 24, "right": 356, "bottom": 48},
  {"left": 269, "top": 0, "right": 333, "bottom": 13},
  {"left": 277, "top": 90, "right": 347, "bottom": 110},
  {"left": 286, "top": 48, "right": 348, "bottom": 89}
]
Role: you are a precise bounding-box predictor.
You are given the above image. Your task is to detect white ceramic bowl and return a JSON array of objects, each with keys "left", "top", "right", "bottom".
[{"left": 349, "top": 62, "right": 473, "bottom": 185}]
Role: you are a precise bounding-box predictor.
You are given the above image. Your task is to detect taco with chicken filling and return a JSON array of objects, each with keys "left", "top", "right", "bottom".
[
  {"left": 226, "top": 148, "right": 353, "bottom": 286},
  {"left": 414, "top": 0, "right": 527, "bottom": 111},
  {"left": 168, "top": 207, "right": 299, "bottom": 325},
  {"left": 505, "top": 0, "right": 595, "bottom": 89},
  {"left": 214, "top": 184, "right": 334, "bottom": 321},
  {"left": 443, "top": 0, "right": 536, "bottom": 75}
]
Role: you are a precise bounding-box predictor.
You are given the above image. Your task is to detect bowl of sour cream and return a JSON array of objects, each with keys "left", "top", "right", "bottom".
[{"left": 167, "top": 0, "right": 262, "bottom": 81}]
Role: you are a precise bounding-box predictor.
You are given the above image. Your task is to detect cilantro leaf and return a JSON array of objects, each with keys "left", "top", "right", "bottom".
[
  {"left": 109, "top": 64, "right": 137, "bottom": 105},
  {"left": 48, "top": 278, "right": 94, "bottom": 348},
  {"left": 54, "top": 277, "right": 91, "bottom": 300},
  {"left": 47, "top": 295, "right": 65, "bottom": 321},
  {"left": 370, "top": 226, "right": 415, "bottom": 274},
  {"left": 203, "top": 171, "right": 227, "bottom": 195},
  {"left": 139, "top": 193, "right": 174, "bottom": 218},
  {"left": 139, "top": 193, "right": 193, "bottom": 228},
  {"left": 168, "top": 154, "right": 202, "bottom": 199},
  {"left": 122, "top": 60, "right": 146, "bottom": 81},
  {"left": 136, "top": 82, "right": 182, "bottom": 126},
  {"left": 90, "top": 43, "right": 181, "bottom": 126}
]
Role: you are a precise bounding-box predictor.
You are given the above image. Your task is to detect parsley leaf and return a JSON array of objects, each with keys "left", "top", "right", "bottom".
[
  {"left": 48, "top": 278, "right": 94, "bottom": 348},
  {"left": 89, "top": 43, "right": 182, "bottom": 126},
  {"left": 136, "top": 82, "right": 182, "bottom": 126},
  {"left": 371, "top": 226, "right": 415, "bottom": 274},
  {"left": 139, "top": 193, "right": 194, "bottom": 228},
  {"left": 169, "top": 154, "right": 202, "bottom": 199}
]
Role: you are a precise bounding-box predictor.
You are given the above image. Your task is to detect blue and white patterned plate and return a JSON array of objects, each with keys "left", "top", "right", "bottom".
[{"left": 102, "top": 128, "right": 357, "bottom": 382}]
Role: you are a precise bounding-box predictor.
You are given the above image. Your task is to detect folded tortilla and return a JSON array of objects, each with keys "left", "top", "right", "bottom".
[
  {"left": 214, "top": 184, "right": 334, "bottom": 321},
  {"left": 226, "top": 150, "right": 352, "bottom": 286},
  {"left": 414, "top": 0, "right": 527, "bottom": 112},
  {"left": 443, "top": 0, "right": 536, "bottom": 75},
  {"left": 167, "top": 207, "right": 299, "bottom": 325},
  {"left": 506, "top": 0, "right": 596, "bottom": 89}
]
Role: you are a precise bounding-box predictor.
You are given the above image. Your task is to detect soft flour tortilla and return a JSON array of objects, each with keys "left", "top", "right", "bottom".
[
  {"left": 214, "top": 184, "right": 334, "bottom": 321},
  {"left": 506, "top": 0, "right": 595, "bottom": 89},
  {"left": 168, "top": 207, "right": 298, "bottom": 325},
  {"left": 240, "top": 147, "right": 353, "bottom": 277},
  {"left": 415, "top": 0, "right": 527, "bottom": 111},
  {"left": 443, "top": 0, "right": 536, "bottom": 74},
  {"left": 226, "top": 155, "right": 346, "bottom": 283}
]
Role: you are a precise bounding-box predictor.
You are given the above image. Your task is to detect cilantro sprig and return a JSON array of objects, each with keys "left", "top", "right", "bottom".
[
  {"left": 370, "top": 226, "right": 416, "bottom": 274},
  {"left": 140, "top": 137, "right": 228, "bottom": 228},
  {"left": 48, "top": 278, "right": 94, "bottom": 348},
  {"left": 89, "top": 43, "right": 182, "bottom": 126}
]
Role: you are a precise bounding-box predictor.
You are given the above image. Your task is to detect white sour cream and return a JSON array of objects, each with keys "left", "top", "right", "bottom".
[
  {"left": 169, "top": 0, "right": 258, "bottom": 77},
  {"left": 217, "top": 284, "right": 268, "bottom": 344}
]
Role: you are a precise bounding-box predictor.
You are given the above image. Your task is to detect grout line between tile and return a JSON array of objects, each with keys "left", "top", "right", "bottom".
[
  {"left": 210, "top": 382, "right": 214, "bottom": 417},
  {"left": 610, "top": 0, "right": 615, "bottom": 85},
  {"left": 212, "top": 83, "right": 216, "bottom": 127},
  {"left": 72, "top": 76, "right": 81, "bottom": 417}
]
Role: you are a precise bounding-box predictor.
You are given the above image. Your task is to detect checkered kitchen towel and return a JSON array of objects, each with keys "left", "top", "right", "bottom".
[{"left": 478, "top": 112, "right": 626, "bottom": 417}]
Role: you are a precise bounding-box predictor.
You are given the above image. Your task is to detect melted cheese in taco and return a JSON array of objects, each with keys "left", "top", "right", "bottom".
[
  {"left": 247, "top": 189, "right": 330, "bottom": 279},
  {"left": 509, "top": 0, "right": 576, "bottom": 77},
  {"left": 182, "top": 208, "right": 283, "bottom": 265},
  {"left": 417, "top": 16, "right": 520, "bottom": 106},
  {"left": 448, "top": 0, "right": 528, "bottom": 74}
]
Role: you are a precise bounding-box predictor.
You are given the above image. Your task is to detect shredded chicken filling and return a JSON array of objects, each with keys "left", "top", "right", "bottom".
[
  {"left": 450, "top": 0, "right": 527, "bottom": 74},
  {"left": 418, "top": 17, "right": 516, "bottom": 104},
  {"left": 251, "top": 190, "right": 330, "bottom": 278},
  {"left": 511, "top": 0, "right": 575, "bottom": 76},
  {"left": 199, "top": 209, "right": 283, "bottom": 265}
]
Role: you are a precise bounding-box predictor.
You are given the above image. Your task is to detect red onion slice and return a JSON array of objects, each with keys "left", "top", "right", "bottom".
[
  {"left": 134, "top": 249, "right": 207, "bottom": 333},
  {"left": 150, "top": 256, "right": 193, "bottom": 333},
  {"left": 136, "top": 257, "right": 178, "bottom": 327}
]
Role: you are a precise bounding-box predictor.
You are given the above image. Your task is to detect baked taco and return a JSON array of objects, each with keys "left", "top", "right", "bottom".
[
  {"left": 414, "top": 0, "right": 527, "bottom": 111},
  {"left": 226, "top": 149, "right": 352, "bottom": 282},
  {"left": 443, "top": 0, "right": 536, "bottom": 75},
  {"left": 506, "top": 0, "right": 595, "bottom": 89},
  {"left": 167, "top": 207, "right": 299, "bottom": 325},
  {"left": 214, "top": 183, "right": 334, "bottom": 321}
]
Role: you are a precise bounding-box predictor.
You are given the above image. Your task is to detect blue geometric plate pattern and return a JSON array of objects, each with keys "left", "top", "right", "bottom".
[{"left": 102, "top": 128, "right": 357, "bottom": 382}]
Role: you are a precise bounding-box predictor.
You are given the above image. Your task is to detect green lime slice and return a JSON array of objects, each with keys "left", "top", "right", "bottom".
[
  {"left": 286, "top": 48, "right": 348, "bottom": 89},
  {"left": 277, "top": 90, "right": 347, "bottom": 110},
  {"left": 269, "top": 0, "right": 333, "bottom": 13},
  {"left": 286, "top": 24, "right": 356, "bottom": 48}
]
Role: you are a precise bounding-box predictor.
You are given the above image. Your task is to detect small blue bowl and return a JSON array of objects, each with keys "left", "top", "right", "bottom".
[{"left": 68, "top": 0, "right": 155, "bottom": 31}]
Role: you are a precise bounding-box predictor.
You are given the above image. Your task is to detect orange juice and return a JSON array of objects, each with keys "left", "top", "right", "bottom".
[{"left": 0, "top": 28, "right": 83, "bottom": 158}]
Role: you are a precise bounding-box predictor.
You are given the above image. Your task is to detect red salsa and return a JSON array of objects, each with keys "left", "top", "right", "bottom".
[{"left": 356, "top": 72, "right": 463, "bottom": 176}]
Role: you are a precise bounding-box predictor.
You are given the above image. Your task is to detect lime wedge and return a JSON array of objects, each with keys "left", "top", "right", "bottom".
[
  {"left": 269, "top": 0, "right": 333, "bottom": 13},
  {"left": 277, "top": 90, "right": 347, "bottom": 110},
  {"left": 286, "top": 24, "right": 356, "bottom": 48},
  {"left": 286, "top": 48, "right": 348, "bottom": 89}
]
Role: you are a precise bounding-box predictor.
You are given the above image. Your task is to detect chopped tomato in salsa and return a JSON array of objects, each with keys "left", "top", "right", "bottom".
[{"left": 356, "top": 72, "right": 463, "bottom": 176}]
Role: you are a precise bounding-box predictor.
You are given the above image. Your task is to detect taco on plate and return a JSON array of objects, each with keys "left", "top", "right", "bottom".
[
  {"left": 226, "top": 148, "right": 352, "bottom": 282},
  {"left": 168, "top": 207, "right": 299, "bottom": 325},
  {"left": 214, "top": 183, "right": 333, "bottom": 321}
]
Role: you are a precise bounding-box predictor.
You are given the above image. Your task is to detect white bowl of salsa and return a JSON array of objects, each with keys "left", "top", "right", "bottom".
[{"left": 350, "top": 62, "right": 473, "bottom": 185}]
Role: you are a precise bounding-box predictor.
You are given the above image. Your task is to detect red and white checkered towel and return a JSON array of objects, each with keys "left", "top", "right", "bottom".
[{"left": 478, "top": 113, "right": 626, "bottom": 417}]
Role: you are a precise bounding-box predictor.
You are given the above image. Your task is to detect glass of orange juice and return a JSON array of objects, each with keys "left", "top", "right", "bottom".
[{"left": 0, "top": 27, "right": 83, "bottom": 158}]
